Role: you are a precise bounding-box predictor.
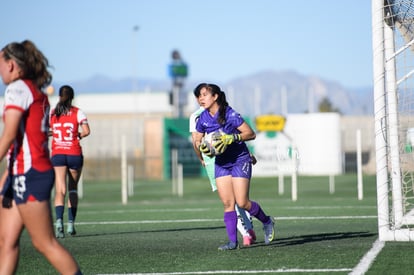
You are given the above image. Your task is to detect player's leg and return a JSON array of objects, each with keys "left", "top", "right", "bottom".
[
  {"left": 67, "top": 169, "right": 80, "bottom": 236},
  {"left": 66, "top": 155, "right": 83, "bottom": 236},
  {"left": 19, "top": 201, "right": 82, "bottom": 274},
  {"left": 235, "top": 205, "right": 248, "bottom": 237},
  {"left": 18, "top": 169, "right": 82, "bottom": 274},
  {"left": 246, "top": 151, "right": 259, "bottom": 240},
  {"left": 235, "top": 186, "right": 275, "bottom": 244},
  {"left": 0, "top": 200, "right": 24, "bottom": 274},
  {"left": 236, "top": 205, "right": 254, "bottom": 232},
  {"left": 235, "top": 204, "right": 256, "bottom": 246},
  {"left": 216, "top": 173, "right": 238, "bottom": 250},
  {"left": 53, "top": 165, "right": 67, "bottom": 238},
  {"left": 250, "top": 200, "right": 275, "bottom": 245},
  {"left": 243, "top": 209, "right": 256, "bottom": 241},
  {"left": 232, "top": 158, "right": 275, "bottom": 245},
  {"left": 51, "top": 155, "right": 68, "bottom": 238}
]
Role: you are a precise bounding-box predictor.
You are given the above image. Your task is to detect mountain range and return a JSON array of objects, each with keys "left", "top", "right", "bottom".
[{"left": 0, "top": 70, "right": 373, "bottom": 116}]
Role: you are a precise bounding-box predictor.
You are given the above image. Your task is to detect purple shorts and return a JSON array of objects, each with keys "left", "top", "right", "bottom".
[
  {"left": 1, "top": 168, "right": 55, "bottom": 205},
  {"left": 51, "top": 154, "right": 84, "bottom": 170},
  {"left": 215, "top": 158, "right": 252, "bottom": 179}
]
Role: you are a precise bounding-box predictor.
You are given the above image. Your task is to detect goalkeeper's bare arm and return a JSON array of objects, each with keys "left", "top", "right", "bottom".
[{"left": 191, "top": 131, "right": 206, "bottom": 164}]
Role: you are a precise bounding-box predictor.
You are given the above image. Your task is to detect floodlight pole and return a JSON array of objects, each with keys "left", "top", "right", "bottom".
[
  {"left": 132, "top": 25, "right": 139, "bottom": 92},
  {"left": 168, "top": 50, "right": 188, "bottom": 118}
]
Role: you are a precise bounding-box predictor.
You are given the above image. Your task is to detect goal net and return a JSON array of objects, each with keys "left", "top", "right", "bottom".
[{"left": 372, "top": 0, "right": 414, "bottom": 241}]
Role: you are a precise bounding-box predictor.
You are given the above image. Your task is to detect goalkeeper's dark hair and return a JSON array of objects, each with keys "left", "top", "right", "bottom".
[
  {"left": 193, "top": 83, "right": 229, "bottom": 125},
  {"left": 54, "top": 85, "right": 74, "bottom": 118},
  {"left": 215, "top": 86, "right": 228, "bottom": 126},
  {"left": 194, "top": 83, "right": 229, "bottom": 125},
  {"left": 193, "top": 83, "right": 205, "bottom": 97}
]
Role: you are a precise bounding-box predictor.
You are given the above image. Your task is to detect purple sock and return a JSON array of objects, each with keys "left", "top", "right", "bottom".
[
  {"left": 249, "top": 201, "right": 270, "bottom": 224},
  {"left": 224, "top": 211, "right": 238, "bottom": 243}
]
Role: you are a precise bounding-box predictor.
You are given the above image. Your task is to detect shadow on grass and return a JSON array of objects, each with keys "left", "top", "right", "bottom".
[
  {"left": 69, "top": 226, "right": 377, "bottom": 250},
  {"left": 244, "top": 231, "right": 377, "bottom": 248},
  {"left": 74, "top": 225, "right": 226, "bottom": 238}
]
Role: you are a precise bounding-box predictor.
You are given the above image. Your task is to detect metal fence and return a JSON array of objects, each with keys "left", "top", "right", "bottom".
[{"left": 0, "top": 113, "right": 376, "bottom": 182}]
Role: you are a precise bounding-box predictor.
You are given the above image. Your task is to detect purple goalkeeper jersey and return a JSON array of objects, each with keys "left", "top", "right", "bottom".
[{"left": 195, "top": 106, "right": 251, "bottom": 165}]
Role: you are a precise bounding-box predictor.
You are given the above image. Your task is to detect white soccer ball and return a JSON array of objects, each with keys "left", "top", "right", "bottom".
[{"left": 203, "top": 130, "right": 226, "bottom": 156}]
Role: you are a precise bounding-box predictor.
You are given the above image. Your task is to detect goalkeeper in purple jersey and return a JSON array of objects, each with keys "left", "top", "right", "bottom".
[
  {"left": 193, "top": 83, "right": 275, "bottom": 250},
  {"left": 190, "top": 87, "right": 256, "bottom": 246}
]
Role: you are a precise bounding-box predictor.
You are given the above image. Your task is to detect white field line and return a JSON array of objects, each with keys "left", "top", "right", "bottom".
[
  {"left": 98, "top": 268, "right": 353, "bottom": 275},
  {"left": 73, "top": 215, "right": 376, "bottom": 226},
  {"left": 80, "top": 206, "right": 376, "bottom": 215},
  {"left": 85, "top": 211, "right": 379, "bottom": 274},
  {"left": 349, "top": 239, "right": 385, "bottom": 275}
]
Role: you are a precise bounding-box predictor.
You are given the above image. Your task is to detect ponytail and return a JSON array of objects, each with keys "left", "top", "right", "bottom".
[
  {"left": 54, "top": 85, "right": 74, "bottom": 118},
  {"left": 217, "top": 90, "right": 228, "bottom": 125}
]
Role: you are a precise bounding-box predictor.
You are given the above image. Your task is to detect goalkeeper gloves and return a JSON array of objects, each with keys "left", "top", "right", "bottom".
[
  {"left": 213, "top": 134, "right": 241, "bottom": 154},
  {"left": 220, "top": 134, "right": 241, "bottom": 145},
  {"left": 199, "top": 142, "right": 214, "bottom": 157}
]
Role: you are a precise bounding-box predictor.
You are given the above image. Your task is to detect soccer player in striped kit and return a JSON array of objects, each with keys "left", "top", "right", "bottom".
[
  {"left": 0, "top": 40, "right": 82, "bottom": 274},
  {"left": 50, "top": 85, "right": 90, "bottom": 238}
]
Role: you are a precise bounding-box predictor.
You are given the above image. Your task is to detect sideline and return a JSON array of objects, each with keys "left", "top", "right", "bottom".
[
  {"left": 98, "top": 268, "right": 353, "bottom": 275},
  {"left": 349, "top": 238, "right": 385, "bottom": 275},
  {"left": 74, "top": 215, "right": 377, "bottom": 226}
]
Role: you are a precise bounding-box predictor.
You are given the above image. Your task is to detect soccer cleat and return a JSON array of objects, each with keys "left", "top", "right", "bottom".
[
  {"left": 248, "top": 229, "right": 257, "bottom": 242},
  {"left": 263, "top": 217, "right": 275, "bottom": 245},
  {"left": 67, "top": 221, "right": 76, "bottom": 236},
  {"left": 243, "top": 235, "right": 253, "bottom": 246},
  {"left": 55, "top": 219, "right": 64, "bottom": 238},
  {"left": 218, "top": 241, "right": 238, "bottom": 251},
  {"left": 243, "top": 229, "right": 257, "bottom": 246}
]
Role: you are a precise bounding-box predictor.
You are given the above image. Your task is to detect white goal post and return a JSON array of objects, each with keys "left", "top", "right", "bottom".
[{"left": 372, "top": 0, "right": 414, "bottom": 241}]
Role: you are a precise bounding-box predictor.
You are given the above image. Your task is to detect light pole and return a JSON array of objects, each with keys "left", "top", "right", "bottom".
[
  {"left": 132, "top": 25, "right": 139, "bottom": 92},
  {"left": 168, "top": 50, "right": 188, "bottom": 118}
]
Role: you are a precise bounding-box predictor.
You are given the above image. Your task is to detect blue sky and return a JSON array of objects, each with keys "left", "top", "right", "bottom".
[{"left": 1, "top": 1, "right": 373, "bottom": 88}]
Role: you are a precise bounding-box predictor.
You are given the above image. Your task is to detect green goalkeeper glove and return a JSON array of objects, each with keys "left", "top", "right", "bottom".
[
  {"left": 213, "top": 134, "right": 241, "bottom": 154},
  {"left": 199, "top": 142, "right": 214, "bottom": 157}
]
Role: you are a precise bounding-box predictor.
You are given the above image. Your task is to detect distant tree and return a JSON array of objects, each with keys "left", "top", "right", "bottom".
[{"left": 318, "top": 97, "right": 341, "bottom": 113}]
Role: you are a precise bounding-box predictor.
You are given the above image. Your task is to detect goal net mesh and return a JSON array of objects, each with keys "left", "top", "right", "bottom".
[{"left": 379, "top": 0, "right": 414, "bottom": 239}]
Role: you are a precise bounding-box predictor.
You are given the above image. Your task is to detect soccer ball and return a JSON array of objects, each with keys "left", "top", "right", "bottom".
[{"left": 203, "top": 130, "right": 226, "bottom": 156}]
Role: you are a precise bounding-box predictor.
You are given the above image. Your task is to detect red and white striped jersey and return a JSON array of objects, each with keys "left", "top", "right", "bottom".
[{"left": 3, "top": 79, "right": 52, "bottom": 174}]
